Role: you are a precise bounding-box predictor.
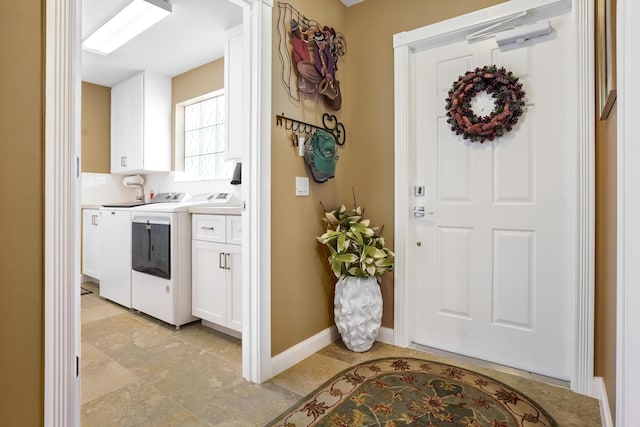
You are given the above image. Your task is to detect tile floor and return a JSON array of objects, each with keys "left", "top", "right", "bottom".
[{"left": 81, "top": 281, "right": 601, "bottom": 426}]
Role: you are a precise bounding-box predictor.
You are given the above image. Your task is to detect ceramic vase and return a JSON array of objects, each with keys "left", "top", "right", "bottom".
[{"left": 334, "top": 276, "right": 382, "bottom": 352}]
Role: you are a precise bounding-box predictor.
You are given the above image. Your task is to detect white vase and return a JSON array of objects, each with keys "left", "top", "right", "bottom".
[{"left": 334, "top": 276, "right": 382, "bottom": 352}]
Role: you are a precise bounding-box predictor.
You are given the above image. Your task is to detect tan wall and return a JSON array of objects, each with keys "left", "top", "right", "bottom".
[
  {"left": 271, "top": 0, "right": 350, "bottom": 356},
  {"left": 594, "top": 0, "right": 617, "bottom": 417},
  {"left": 171, "top": 58, "right": 225, "bottom": 170},
  {"left": 0, "top": 1, "right": 44, "bottom": 425},
  {"left": 81, "top": 82, "right": 111, "bottom": 173},
  {"left": 270, "top": 0, "right": 507, "bottom": 356}
]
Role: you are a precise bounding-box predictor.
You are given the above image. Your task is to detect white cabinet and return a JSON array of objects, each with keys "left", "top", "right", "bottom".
[
  {"left": 192, "top": 214, "right": 242, "bottom": 333},
  {"left": 110, "top": 71, "right": 171, "bottom": 174},
  {"left": 99, "top": 208, "right": 132, "bottom": 308},
  {"left": 82, "top": 208, "right": 100, "bottom": 279},
  {"left": 223, "top": 24, "right": 244, "bottom": 160}
]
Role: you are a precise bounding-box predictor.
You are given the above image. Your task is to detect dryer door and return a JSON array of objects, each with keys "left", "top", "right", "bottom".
[{"left": 132, "top": 217, "right": 171, "bottom": 279}]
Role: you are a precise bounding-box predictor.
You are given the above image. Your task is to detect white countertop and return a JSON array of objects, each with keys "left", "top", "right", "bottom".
[
  {"left": 188, "top": 206, "right": 241, "bottom": 215},
  {"left": 84, "top": 204, "right": 241, "bottom": 215},
  {"left": 82, "top": 204, "right": 103, "bottom": 210}
]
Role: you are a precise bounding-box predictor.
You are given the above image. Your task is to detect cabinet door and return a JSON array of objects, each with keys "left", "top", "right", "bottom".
[
  {"left": 226, "top": 244, "right": 242, "bottom": 332},
  {"left": 99, "top": 209, "right": 132, "bottom": 308},
  {"left": 224, "top": 24, "right": 243, "bottom": 160},
  {"left": 141, "top": 71, "right": 171, "bottom": 172},
  {"left": 110, "top": 73, "right": 144, "bottom": 173},
  {"left": 192, "top": 240, "right": 227, "bottom": 324},
  {"left": 124, "top": 73, "right": 144, "bottom": 171},
  {"left": 82, "top": 209, "right": 100, "bottom": 279},
  {"left": 110, "top": 82, "right": 128, "bottom": 173}
]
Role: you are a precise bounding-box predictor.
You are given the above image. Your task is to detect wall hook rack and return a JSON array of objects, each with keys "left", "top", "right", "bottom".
[{"left": 275, "top": 113, "right": 346, "bottom": 145}]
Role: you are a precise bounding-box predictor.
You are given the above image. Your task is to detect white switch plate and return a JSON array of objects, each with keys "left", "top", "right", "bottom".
[{"left": 295, "top": 176, "right": 309, "bottom": 196}]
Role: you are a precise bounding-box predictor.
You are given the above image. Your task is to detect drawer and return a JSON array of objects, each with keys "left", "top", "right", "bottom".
[
  {"left": 192, "top": 214, "right": 226, "bottom": 242},
  {"left": 226, "top": 215, "right": 242, "bottom": 245}
]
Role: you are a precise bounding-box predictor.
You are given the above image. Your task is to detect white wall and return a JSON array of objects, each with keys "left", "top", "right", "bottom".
[
  {"left": 81, "top": 171, "right": 242, "bottom": 205},
  {"left": 80, "top": 173, "right": 138, "bottom": 205},
  {"left": 143, "top": 172, "right": 241, "bottom": 200}
]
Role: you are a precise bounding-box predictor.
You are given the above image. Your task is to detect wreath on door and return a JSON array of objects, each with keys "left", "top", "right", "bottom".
[{"left": 445, "top": 65, "right": 526, "bottom": 143}]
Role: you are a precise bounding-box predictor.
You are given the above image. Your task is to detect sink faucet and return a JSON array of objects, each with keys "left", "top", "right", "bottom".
[{"left": 127, "top": 183, "right": 145, "bottom": 204}]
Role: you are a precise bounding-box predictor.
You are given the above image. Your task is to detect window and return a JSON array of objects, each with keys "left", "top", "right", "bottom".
[{"left": 179, "top": 91, "right": 234, "bottom": 181}]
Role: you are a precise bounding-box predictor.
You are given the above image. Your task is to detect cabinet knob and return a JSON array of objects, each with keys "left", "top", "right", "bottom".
[{"left": 201, "top": 226, "right": 215, "bottom": 231}]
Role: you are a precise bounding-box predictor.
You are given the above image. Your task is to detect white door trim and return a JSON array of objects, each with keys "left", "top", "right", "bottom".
[
  {"left": 45, "top": 1, "right": 273, "bottom": 425},
  {"left": 616, "top": 0, "right": 640, "bottom": 423},
  {"left": 44, "top": 0, "right": 82, "bottom": 425},
  {"left": 229, "top": 0, "right": 273, "bottom": 385},
  {"left": 393, "top": 0, "right": 595, "bottom": 394}
]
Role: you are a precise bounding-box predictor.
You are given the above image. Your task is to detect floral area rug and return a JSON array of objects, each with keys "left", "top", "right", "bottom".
[{"left": 267, "top": 357, "right": 557, "bottom": 427}]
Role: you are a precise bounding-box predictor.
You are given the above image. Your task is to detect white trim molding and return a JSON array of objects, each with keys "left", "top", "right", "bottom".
[
  {"left": 270, "top": 327, "right": 339, "bottom": 377},
  {"left": 393, "top": 41, "right": 410, "bottom": 350},
  {"left": 375, "top": 327, "right": 395, "bottom": 345},
  {"left": 45, "top": 0, "right": 81, "bottom": 425},
  {"left": 572, "top": 0, "right": 596, "bottom": 396},
  {"left": 229, "top": 0, "right": 273, "bottom": 385},
  {"left": 592, "top": 377, "right": 614, "bottom": 427},
  {"left": 616, "top": 0, "right": 640, "bottom": 424},
  {"left": 393, "top": 0, "right": 594, "bottom": 394}
]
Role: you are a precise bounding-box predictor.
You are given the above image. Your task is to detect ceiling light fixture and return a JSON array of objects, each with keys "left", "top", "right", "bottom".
[{"left": 82, "top": 0, "right": 172, "bottom": 56}]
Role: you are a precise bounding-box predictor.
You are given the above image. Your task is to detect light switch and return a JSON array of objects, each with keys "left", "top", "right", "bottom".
[{"left": 295, "top": 176, "right": 309, "bottom": 196}]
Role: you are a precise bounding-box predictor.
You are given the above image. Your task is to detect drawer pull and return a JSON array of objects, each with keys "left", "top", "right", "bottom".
[{"left": 201, "top": 226, "right": 215, "bottom": 231}]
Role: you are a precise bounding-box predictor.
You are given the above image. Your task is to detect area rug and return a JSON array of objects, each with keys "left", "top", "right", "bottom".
[{"left": 267, "top": 357, "right": 557, "bottom": 427}]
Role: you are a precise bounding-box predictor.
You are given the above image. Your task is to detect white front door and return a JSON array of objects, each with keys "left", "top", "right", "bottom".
[{"left": 406, "top": 12, "right": 575, "bottom": 380}]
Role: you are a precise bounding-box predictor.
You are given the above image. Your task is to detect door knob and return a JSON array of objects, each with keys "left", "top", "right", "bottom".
[{"left": 414, "top": 206, "right": 434, "bottom": 217}]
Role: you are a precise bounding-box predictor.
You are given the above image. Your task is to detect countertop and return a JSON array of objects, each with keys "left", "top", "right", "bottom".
[
  {"left": 83, "top": 204, "right": 242, "bottom": 215},
  {"left": 82, "top": 204, "right": 103, "bottom": 210},
  {"left": 188, "top": 206, "right": 241, "bottom": 215}
]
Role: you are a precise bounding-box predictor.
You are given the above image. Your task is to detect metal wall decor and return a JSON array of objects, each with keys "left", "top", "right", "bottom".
[
  {"left": 276, "top": 2, "right": 347, "bottom": 111},
  {"left": 276, "top": 113, "right": 346, "bottom": 146}
]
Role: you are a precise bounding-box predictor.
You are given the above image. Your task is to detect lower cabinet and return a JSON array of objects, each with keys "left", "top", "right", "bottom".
[{"left": 192, "top": 214, "right": 242, "bottom": 333}]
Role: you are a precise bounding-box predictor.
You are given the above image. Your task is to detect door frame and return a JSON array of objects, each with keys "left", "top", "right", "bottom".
[
  {"left": 616, "top": 0, "right": 640, "bottom": 423},
  {"left": 393, "top": 0, "right": 594, "bottom": 394},
  {"left": 44, "top": 0, "right": 274, "bottom": 425}
]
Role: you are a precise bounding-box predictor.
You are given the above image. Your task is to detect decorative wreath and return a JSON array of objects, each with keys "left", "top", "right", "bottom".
[{"left": 445, "top": 65, "right": 526, "bottom": 143}]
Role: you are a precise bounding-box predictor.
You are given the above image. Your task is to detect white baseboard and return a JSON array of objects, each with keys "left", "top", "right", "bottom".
[
  {"left": 376, "top": 327, "right": 395, "bottom": 345},
  {"left": 592, "top": 377, "right": 614, "bottom": 427},
  {"left": 270, "top": 326, "right": 339, "bottom": 378}
]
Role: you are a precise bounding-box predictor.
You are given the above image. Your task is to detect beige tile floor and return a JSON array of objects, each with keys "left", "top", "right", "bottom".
[{"left": 81, "top": 281, "right": 601, "bottom": 426}]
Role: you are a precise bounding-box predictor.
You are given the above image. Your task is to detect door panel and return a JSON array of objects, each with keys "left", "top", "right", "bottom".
[
  {"left": 491, "top": 229, "right": 535, "bottom": 330},
  {"left": 409, "top": 13, "right": 574, "bottom": 380}
]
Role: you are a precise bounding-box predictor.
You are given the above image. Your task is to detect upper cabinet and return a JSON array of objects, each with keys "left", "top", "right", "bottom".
[
  {"left": 224, "top": 25, "right": 244, "bottom": 161},
  {"left": 110, "top": 71, "right": 171, "bottom": 174}
]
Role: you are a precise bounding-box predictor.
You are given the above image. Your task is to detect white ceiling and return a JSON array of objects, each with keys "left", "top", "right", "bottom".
[{"left": 82, "top": 0, "right": 243, "bottom": 87}]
